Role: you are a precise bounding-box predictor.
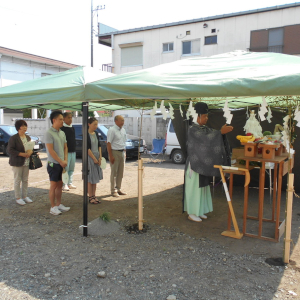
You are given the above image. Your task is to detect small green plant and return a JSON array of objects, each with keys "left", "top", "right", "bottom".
[{"left": 99, "top": 212, "right": 111, "bottom": 223}]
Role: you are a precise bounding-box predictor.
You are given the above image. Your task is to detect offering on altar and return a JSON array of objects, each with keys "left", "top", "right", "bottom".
[
  {"left": 263, "top": 134, "right": 282, "bottom": 144},
  {"left": 258, "top": 143, "right": 277, "bottom": 159},
  {"left": 236, "top": 131, "right": 284, "bottom": 158},
  {"left": 236, "top": 134, "right": 255, "bottom": 143},
  {"left": 244, "top": 110, "right": 263, "bottom": 138}
]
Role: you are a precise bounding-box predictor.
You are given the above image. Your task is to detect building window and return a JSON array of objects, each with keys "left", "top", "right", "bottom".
[
  {"left": 121, "top": 46, "right": 143, "bottom": 67},
  {"left": 268, "top": 28, "right": 284, "bottom": 52},
  {"left": 41, "top": 73, "right": 51, "bottom": 77},
  {"left": 205, "top": 35, "right": 217, "bottom": 45},
  {"left": 211, "top": 29, "right": 216, "bottom": 33},
  {"left": 186, "top": 31, "right": 191, "bottom": 35},
  {"left": 163, "top": 42, "right": 174, "bottom": 53},
  {"left": 250, "top": 27, "right": 286, "bottom": 53},
  {"left": 182, "top": 39, "right": 200, "bottom": 55}
]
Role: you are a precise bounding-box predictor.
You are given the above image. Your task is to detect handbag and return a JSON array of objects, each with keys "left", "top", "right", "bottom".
[{"left": 29, "top": 153, "right": 43, "bottom": 170}]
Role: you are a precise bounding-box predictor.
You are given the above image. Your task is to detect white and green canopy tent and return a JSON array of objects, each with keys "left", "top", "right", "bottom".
[
  {"left": 85, "top": 50, "right": 300, "bottom": 109},
  {"left": 0, "top": 66, "right": 129, "bottom": 111},
  {"left": 2, "top": 51, "right": 300, "bottom": 110},
  {"left": 1, "top": 50, "right": 300, "bottom": 238}
]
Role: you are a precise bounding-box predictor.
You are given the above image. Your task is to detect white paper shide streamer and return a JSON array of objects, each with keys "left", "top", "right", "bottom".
[
  {"left": 282, "top": 114, "right": 295, "bottom": 157},
  {"left": 294, "top": 105, "right": 300, "bottom": 127},
  {"left": 258, "top": 97, "right": 269, "bottom": 122},
  {"left": 179, "top": 104, "right": 183, "bottom": 117},
  {"left": 150, "top": 101, "right": 157, "bottom": 120},
  {"left": 160, "top": 100, "right": 168, "bottom": 120},
  {"left": 266, "top": 107, "right": 273, "bottom": 123},
  {"left": 282, "top": 115, "right": 290, "bottom": 151},
  {"left": 223, "top": 100, "right": 233, "bottom": 124},
  {"left": 246, "top": 106, "right": 249, "bottom": 119},
  {"left": 187, "top": 101, "right": 198, "bottom": 123},
  {"left": 169, "top": 103, "right": 175, "bottom": 120}
]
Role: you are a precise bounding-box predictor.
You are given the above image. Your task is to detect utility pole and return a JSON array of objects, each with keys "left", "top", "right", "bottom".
[{"left": 91, "top": 0, "right": 105, "bottom": 67}]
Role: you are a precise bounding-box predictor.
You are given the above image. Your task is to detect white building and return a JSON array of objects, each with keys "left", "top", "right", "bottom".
[
  {"left": 98, "top": 2, "right": 300, "bottom": 75},
  {"left": 0, "top": 46, "right": 78, "bottom": 123}
]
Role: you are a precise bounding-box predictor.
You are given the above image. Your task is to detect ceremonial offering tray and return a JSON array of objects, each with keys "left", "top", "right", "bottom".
[
  {"left": 242, "top": 142, "right": 257, "bottom": 157},
  {"left": 258, "top": 143, "right": 277, "bottom": 160}
]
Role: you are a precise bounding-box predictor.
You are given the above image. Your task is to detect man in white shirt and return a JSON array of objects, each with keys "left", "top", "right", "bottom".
[{"left": 107, "top": 115, "right": 127, "bottom": 197}]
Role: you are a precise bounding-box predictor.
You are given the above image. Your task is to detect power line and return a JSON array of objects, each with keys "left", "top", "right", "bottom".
[{"left": 0, "top": 5, "right": 41, "bottom": 17}]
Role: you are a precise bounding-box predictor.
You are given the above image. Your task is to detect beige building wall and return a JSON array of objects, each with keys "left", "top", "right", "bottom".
[{"left": 111, "top": 6, "right": 300, "bottom": 74}]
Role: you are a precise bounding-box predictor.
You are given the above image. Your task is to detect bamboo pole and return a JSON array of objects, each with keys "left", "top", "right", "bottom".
[
  {"left": 283, "top": 106, "right": 294, "bottom": 262},
  {"left": 283, "top": 173, "right": 294, "bottom": 263},
  {"left": 138, "top": 158, "right": 144, "bottom": 230}
]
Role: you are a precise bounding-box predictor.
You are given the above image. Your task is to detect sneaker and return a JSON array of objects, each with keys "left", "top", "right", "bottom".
[
  {"left": 24, "top": 197, "right": 33, "bottom": 203},
  {"left": 200, "top": 214, "right": 207, "bottom": 219},
  {"left": 188, "top": 214, "right": 202, "bottom": 222},
  {"left": 62, "top": 185, "right": 69, "bottom": 191},
  {"left": 111, "top": 192, "right": 119, "bottom": 197},
  {"left": 50, "top": 206, "right": 62, "bottom": 215},
  {"left": 57, "top": 204, "right": 70, "bottom": 212},
  {"left": 68, "top": 184, "right": 77, "bottom": 189},
  {"left": 16, "top": 199, "right": 26, "bottom": 206}
]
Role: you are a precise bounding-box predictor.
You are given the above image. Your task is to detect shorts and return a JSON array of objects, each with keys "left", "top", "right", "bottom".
[{"left": 47, "top": 162, "right": 63, "bottom": 182}]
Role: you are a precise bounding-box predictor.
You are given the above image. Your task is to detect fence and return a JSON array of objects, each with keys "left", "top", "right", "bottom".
[{"left": 10, "top": 116, "right": 169, "bottom": 149}]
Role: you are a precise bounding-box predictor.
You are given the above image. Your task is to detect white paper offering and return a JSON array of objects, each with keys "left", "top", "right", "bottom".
[
  {"left": 258, "top": 110, "right": 266, "bottom": 121},
  {"left": 62, "top": 168, "right": 69, "bottom": 184},
  {"left": 25, "top": 141, "right": 35, "bottom": 151},
  {"left": 226, "top": 114, "right": 233, "bottom": 124}
]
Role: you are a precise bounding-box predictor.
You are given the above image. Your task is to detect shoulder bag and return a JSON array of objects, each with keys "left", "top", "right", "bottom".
[{"left": 29, "top": 153, "right": 43, "bottom": 170}]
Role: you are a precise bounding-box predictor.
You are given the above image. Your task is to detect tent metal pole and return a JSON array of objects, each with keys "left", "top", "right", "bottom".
[
  {"left": 91, "top": 0, "right": 93, "bottom": 67},
  {"left": 82, "top": 102, "right": 89, "bottom": 237}
]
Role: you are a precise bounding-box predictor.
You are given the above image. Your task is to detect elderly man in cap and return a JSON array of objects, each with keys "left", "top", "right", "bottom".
[{"left": 184, "top": 102, "right": 233, "bottom": 222}]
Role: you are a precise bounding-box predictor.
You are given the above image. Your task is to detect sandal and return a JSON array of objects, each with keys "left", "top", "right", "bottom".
[
  {"left": 89, "top": 196, "right": 100, "bottom": 204},
  {"left": 94, "top": 196, "right": 101, "bottom": 204}
]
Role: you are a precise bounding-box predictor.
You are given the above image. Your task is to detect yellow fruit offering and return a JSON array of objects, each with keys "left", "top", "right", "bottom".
[{"left": 236, "top": 135, "right": 255, "bottom": 143}]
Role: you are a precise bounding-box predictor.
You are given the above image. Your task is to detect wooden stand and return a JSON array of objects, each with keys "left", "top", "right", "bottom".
[
  {"left": 259, "top": 144, "right": 277, "bottom": 160},
  {"left": 243, "top": 143, "right": 257, "bottom": 157},
  {"left": 237, "top": 154, "right": 291, "bottom": 242},
  {"left": 214, "top": 165, "right": 251, "bottom": 239},
  {"left": 223, "top": 164, "right": 254, "bottom": 238}
]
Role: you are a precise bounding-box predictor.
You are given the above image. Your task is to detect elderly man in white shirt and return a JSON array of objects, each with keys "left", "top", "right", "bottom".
[{"left": 107, "top": 115, "right": 127, "bottom": 197}]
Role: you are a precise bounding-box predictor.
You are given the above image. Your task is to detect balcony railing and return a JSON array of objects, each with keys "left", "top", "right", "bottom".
[
  {"left": 102, "top": 63, "right": 113, "bottom": 73},
  {"left": 247, "top": 45, "right": 284, "bottom": 53}
]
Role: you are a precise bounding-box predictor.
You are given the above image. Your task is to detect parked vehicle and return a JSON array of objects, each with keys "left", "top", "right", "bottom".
[
  {"left": 0, "top": 125, "right": 45, "bottom": 156},
  {"left": 165, "top": 120, "right": 186, "bottom": 164},
  {"left": 72, "top": 123, "right": 145, "bottom": 159}
]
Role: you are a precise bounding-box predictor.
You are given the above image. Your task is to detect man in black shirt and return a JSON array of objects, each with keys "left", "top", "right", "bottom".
[{"left": 61, "top": 112, "right": 77, "bottom": 191}]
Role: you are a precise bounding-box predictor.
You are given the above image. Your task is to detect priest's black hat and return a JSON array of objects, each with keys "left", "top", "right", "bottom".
[{"left": 194, "top": 102, "right": 209, "bottom": 115}]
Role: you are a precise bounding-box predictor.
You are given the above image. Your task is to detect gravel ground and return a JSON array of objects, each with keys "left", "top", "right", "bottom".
[{"left": 0, "top": 153, "right": 299, "bottom": 300}]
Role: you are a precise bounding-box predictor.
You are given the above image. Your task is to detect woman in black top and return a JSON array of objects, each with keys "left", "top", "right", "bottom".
[{"left": 8, "top": 120, "right": 33, "bottom": 206}]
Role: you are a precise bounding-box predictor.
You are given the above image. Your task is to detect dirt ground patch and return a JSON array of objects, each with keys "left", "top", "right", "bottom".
[{"left": 0, "top": 152, "right": 300, "bottom": 300}]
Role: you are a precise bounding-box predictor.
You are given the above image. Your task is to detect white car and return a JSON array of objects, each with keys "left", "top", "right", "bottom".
[{"left": 165, "top": 120, "right": 186, "bottom": 164}]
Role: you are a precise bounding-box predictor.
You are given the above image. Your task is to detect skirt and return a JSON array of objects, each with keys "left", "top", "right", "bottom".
[
  {"left": 184, "top": 164, "right": 213, "bottom": 216},
  {"left": 88, "top": 151, "right": 103, "bottom": 184}
]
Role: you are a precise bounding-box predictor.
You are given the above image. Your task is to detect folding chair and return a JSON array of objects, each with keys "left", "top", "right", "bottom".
[{"left": 148, "top": 138, "right": 165, "bottom": 164}]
